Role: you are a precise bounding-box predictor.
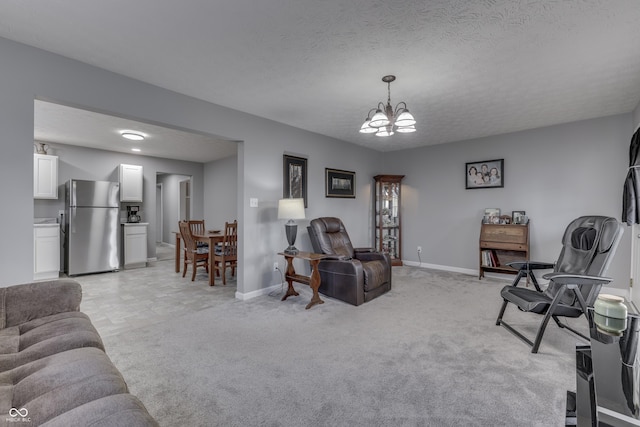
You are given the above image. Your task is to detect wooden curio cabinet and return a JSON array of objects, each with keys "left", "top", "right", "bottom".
[{"left": 374, "top": 175, "right": 404, "bottom": 266}]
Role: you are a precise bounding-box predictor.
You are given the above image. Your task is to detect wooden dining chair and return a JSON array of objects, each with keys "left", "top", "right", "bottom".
[
  {"left": 213, "top": 220, "right": 237, "bottom": 285},
  {"left": 188, "top": 220, "right": 208, "bottom": 248},
  {"left": 179, "top": 220, "right": 209, "bottom": 281}
]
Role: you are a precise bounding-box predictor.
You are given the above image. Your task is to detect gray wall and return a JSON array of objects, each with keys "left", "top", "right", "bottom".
[
  {"left": 0, "top": 36, "right": 379, "bottom": 295},
  {"left": 33, "top": 143, "right": 204, "bottom": 259},
  {"left": 385, "top": 114, "right": 633, "bottom": 288},
  {"left": 204, "top": 155, "right": 238, "bottom": 228}
]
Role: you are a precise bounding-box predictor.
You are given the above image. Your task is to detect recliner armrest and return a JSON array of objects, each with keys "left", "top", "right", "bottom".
[
  {"left": 507, "top": 261, "right": 555, "bottom": 270},
  {"left": 542, "top": 272, "right": 613, "bottom": 286},
  {"left": 322, "top": 254, "right": 350, "bottom": 261},
  {"left": 354, "top": 251, "right": 387, "bottom": 262},
  {"left": 354, "top": 247, "right": 374, "bottom": 253},
  {"left": 318, "top": 258, "right": 362, "bottom": 275}
]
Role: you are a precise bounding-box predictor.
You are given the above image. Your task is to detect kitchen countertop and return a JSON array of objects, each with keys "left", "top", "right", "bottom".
[
  {"left": 34, "top": 218, "right": 58, "bottom": 227},
  {"left": 121, "top": 222, "right": 149, "bottom": 226}
]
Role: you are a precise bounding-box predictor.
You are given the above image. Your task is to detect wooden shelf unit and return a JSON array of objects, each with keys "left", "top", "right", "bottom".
[{"left": 479, "top": 222, "right": 529, "bottom": 279}]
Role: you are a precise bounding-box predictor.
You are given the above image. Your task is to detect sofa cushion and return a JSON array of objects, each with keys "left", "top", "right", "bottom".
[
  {"left": 362, "top": 260, "right": 387, "bottom": 292},
  {"left": 42, "top": 394, "right": 159, "bottom": 427},
  {"left": 0, "top": 312, "right": 104, "bottom": 373},
  {"left": 0, "top": 347, "right": 129, "bottom": 425}
]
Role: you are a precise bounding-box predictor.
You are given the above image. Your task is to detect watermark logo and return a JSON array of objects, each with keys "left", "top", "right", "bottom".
[{"left": 7, "top": 407, "right": 30, "bottom": 423}]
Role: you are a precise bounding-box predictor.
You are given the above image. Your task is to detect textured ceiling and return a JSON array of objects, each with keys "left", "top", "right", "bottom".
[{"left": 2, "top": 0, "right": 640, "bottom": 154}]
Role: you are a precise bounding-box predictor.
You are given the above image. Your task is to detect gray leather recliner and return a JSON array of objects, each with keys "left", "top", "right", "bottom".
[{"left": 307, "top": 217, "right": 391, "bottom": 306}]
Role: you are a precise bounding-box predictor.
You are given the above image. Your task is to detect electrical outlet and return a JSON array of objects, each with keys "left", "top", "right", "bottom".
[
  {"left": 58, "top": 210, "right": 65, "bottom": 216},
  {"left": 273, "top": 262, "right": 279, "bottom": 271},
  {"left": 417, "top": 246, "right": 422, "bottom": 253}
]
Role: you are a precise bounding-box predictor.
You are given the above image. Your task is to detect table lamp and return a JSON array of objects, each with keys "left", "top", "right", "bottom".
[{"left": 278, "top": 198, "right": 305, "bottom": 254}]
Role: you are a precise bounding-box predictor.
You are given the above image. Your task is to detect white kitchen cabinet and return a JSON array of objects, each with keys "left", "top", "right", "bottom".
[
  {"left": 34, "top": 224, "right": 60, "bottom": 280},
  {"left": 33, "top": 154, "right": 59, "bottom": 199},
  {"left": 119, "top": 164, "right": 143, "bottom": 202},
  {"left": 122, "top": 223, "right": 148, "bottom": 269}
]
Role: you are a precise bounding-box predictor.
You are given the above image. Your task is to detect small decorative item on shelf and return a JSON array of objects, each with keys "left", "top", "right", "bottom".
[
  {"left": 512, "top": 210, "right": 528, "bottom": 224},
  {"left": 499, "top": 215, "right": 511, "bottom": 225}
]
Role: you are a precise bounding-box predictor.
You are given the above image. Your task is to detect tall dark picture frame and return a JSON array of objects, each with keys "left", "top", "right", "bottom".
[
  {"left": 283, "top": 154, "right": 308, "bottom": 207},
  {"left": 465, "top": 159, "right": 504, "bottom": 189},
  {"left": 325, "top": 168, "right": 356, "bottom": 198}
]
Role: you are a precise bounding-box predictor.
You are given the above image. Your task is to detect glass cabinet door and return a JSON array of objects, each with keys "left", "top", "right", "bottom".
[{"left": 374, "top": 175, "right": 404, "bottom": 266}]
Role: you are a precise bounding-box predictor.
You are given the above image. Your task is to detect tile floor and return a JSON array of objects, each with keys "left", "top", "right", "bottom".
[{"left": 73, "top": 244, "right": 237, "bottom": 338}]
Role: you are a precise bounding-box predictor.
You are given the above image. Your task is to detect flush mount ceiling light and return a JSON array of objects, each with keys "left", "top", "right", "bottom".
[
  {"left": 120, "top": 131, "right": 145, "bottom": 141},
  {"left": 359, "top": 75, "right": 416, "bottom": 137}
]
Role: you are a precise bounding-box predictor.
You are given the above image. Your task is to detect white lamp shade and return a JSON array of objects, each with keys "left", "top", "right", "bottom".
[
  {"left": 395, "top": 110, "right": 416, "bottom": 127},
  {"left": 278, "top": 198, "right": 305, "bottom": 219},
  {"left": 369, "top": 110, "right": 390, "bottom": 128},
  {"left": 396, "top": 125, "right": 416, "bottom": 133},
  {"left": 376, "top": 126, "right": 394, "bottom": 137},
  {"left": 359, "top": 120, "right": 377, "bottom": 133}
]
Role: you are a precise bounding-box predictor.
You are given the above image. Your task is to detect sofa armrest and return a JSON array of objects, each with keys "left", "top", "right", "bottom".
[{"left": 1, "top": 279, "right": 82, "bottom": 329}]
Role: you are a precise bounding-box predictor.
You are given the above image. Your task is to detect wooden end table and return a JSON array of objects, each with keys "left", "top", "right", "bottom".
[{"left": 278, "top": 251, "right": 328, "bottom": 309}]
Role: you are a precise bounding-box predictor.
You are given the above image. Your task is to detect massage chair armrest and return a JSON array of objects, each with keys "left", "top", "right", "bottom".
[
  {"left": 1, "top": 279, "right": 82, "bottom": 329},
  {"left": 506, "top": 261, "right": 555, "bottom": 271},
  {"left": 542, "top": 272, "right": 613, "bottom": 286}
]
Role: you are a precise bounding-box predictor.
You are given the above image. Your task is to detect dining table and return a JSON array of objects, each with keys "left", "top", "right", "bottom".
[{"left": 174, "top": 229, "right": 224, "bottom": 286}]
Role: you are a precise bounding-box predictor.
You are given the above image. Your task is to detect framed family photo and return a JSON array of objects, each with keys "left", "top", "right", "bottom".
[
  {"left": 325, "top": 168, "right": 355, "bottom": 198},
  {"left": 466, "top": 159, "right": 504, "bottom": 189},
  {"left": 283, "top": 154, "right": 307, "bottom": 207}
]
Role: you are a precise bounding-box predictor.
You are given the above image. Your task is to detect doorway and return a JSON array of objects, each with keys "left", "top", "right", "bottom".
[{"left": 156, "top": 183, "right": 163, "bottom": 243}]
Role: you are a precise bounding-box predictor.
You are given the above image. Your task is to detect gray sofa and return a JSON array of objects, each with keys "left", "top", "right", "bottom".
[{"left": 0, "top": 278, "right": 157, "bottom": 426}]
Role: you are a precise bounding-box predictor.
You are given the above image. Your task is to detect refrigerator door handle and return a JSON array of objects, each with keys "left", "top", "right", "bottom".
[{"left": 70, "top": 207, "right": 76, "bottom": 234}]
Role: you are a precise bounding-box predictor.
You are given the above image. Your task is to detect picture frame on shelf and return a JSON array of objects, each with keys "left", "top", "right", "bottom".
[
  {"left": 512, "top": 210, "right": 527, "bottom": 224},
  {"left": 325, "top": 168, "right": 355, "bottom": 198},
  {"left": 465, "top": 159, "right": 504, "bottom": 189},
  {"left": 483, "top": 208, "right": 500, "bottom": 224},
  {"left": 283, "top": 154, "right": 307, "bottom": 207}
]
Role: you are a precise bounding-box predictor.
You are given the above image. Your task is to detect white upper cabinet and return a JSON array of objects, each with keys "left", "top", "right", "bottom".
[
  {"left": 33, "top": 154, "right": 59, "bottom": 199},
  {"left": 119, "top": 164, "right": 143, "bottom": 202}
]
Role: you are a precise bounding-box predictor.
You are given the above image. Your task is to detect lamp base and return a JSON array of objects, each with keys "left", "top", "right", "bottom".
[
  {"left": 284, "top": 222, "right": 298, "bottom": 255},
  {"left": 284, "top": 246, "right": 299, "bottom": 255}
]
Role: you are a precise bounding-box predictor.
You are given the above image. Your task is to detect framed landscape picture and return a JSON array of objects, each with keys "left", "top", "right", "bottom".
[
  {"left": 465, "top": 159, "right": 504, "bottom": 189},
  {"left": 325, "top": 168, "right": 355, "bottom": 198},
  {"left": 283, "top": 155, "right": 307, "bottom": 207}
]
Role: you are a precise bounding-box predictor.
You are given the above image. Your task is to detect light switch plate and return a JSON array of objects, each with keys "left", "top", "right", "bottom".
[{"left": 249, "top": 198, "right": 258, "bottom": 207}]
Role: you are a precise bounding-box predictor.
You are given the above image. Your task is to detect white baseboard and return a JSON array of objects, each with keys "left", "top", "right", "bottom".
[
  {"left": 403, "top": 260, "right": 631, "bottom": 295},
  {"left": 236, "top": 283, "right": 283, "bottom": 301}
]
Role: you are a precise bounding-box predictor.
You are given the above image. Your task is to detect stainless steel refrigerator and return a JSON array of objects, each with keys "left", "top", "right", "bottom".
[{"left": 64, "top": 179, "right": 120, "bottom": 276}]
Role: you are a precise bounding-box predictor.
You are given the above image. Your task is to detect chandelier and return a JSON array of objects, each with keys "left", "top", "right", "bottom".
[{"left": 359, "top": 75, "right": 416, "bottom": 137}]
